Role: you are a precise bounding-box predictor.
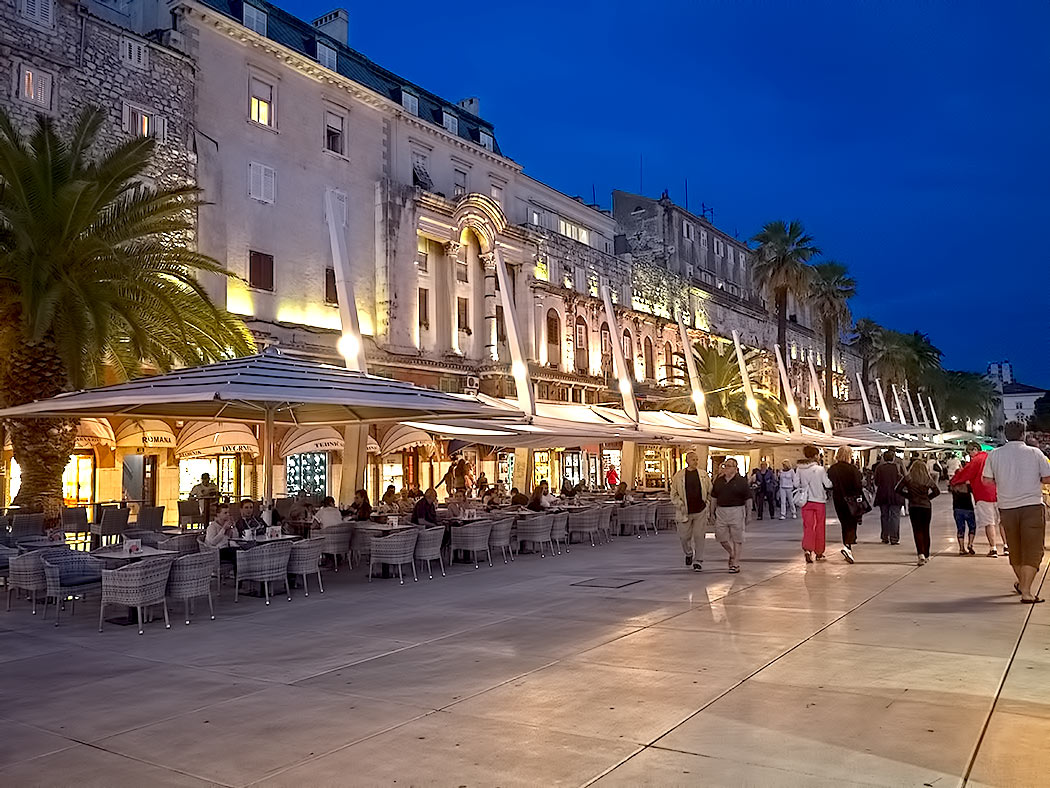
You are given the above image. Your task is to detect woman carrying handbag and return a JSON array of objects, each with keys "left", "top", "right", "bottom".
[
  {"left": 895, "top": 460, "right": 941, "bottom": 566},
  {"left": 828, "top": 446, "right": 869, "bottom": 565}
]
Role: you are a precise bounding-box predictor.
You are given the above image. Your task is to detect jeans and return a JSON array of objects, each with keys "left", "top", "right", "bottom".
[
  {"left": 880, "top": 504, "right": 901, "bottom": 543},
  {"left": 779, "top": 487, "right": 796, "bottom": 518},
  {"left": 756, "top": 490, "right": 776, "bottom": 519},
  {"left": 676, "top": 512, "right": 709, "bottom": 562},
  {"left": 911, "top": 505, "right": 932, "bottom": 558}
]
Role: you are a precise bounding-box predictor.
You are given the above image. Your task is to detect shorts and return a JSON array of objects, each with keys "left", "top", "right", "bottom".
[
  {"left": 1000, "top": 504, "right": 1046, "bottom": 569},
  {"left": 953, "top": 509, "right": 976, "bottom": 537},
  {"left": 974, "top": 500, "right": 999, "bottom": 529},
  {"left": 714, "top": 506, "right": 746, "bottom": 543}
]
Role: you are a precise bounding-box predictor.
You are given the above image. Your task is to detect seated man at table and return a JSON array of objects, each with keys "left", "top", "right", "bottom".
[
  {"left": 313, "top": 496, "right": 344, "bottom": 529},
  {"left": 381, "top": 485, "right": 398, "bottom": 506},
  {"left": 509, "top": 487, "right": 529, "bottom": 507},
  {"left": 233, "top": 499, "right": 267, "bottom": 538},
  {"left": 446, "top": 490, "right": 469, "bottom": 519},
  {"left": 411, "top": 488, "right": 439, "bottom": 526}
]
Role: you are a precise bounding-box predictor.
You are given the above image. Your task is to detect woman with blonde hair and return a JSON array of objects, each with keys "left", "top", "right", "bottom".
[
  {"left": 828, "top": 445, "right": 866, "bottom": 564},
  {"left": 895, "top": 459, "right": 941, "bottom": 565}
]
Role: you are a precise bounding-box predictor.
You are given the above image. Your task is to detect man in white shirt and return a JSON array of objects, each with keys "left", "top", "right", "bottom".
[
  {"left": 312, "top": 496, "right": 344, "bottom": 530},
  {"left": 204, "top": 503, "right": 234, "bottom": 549},
  {"left": 945, "top": 454, "right": 962, "bottom": 478},
  {"left": 983, "top": 422, "right": 1050, "bottom": 603},
  {"left": 778, "top": 460, "right": 798, "bottom": 520}
]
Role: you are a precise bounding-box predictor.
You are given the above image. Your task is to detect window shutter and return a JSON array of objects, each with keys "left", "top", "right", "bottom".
[
  {"left": 262, "top": 166, "right": 275, "bottom": 203},
  {"left": 325, "top": 188, "right": 347, "bottom": 227},
  {"left": 249, "top": 162, "right": 275, "bottom": 203},
  {"left": 34, "top": 70, "right": 52, "bottom": 108}
]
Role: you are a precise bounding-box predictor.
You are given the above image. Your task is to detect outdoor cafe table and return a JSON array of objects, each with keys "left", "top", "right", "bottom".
[
  {"left": 17, "top": 537, "right": 68, "bottom": 552},
  {"left": 229, "top": 534, "right": 299, "bottom": 548}
]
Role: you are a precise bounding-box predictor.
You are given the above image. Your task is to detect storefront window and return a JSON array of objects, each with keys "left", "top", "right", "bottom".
[
  {"left": 533, "top": 450, "right": 551, "bottom": 489},
  {"left": 642, "top": 445, "right": 668, "bottom": 489},
  {"left": 497, "top": 451, "right": 515, "bottom": 486},
  {"left": 286, "top": 452, "right": 328, "bottom": 497},
  {"left": 179, "top": 455, "right": 239, "bottom": 499},
  {"left": 10, "top": 453, "right": 94, "bottom": 506},
  {"left": 562, "top": 451, "right": 583, "bottom": 485}
]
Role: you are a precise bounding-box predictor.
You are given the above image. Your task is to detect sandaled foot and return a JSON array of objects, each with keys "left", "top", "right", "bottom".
[
  {"left": 1021, "top": 597, "right": 1045, "bottom": 604},
  {"left": 1014, "top": 582, "right": 1022, "bottom": 595}
]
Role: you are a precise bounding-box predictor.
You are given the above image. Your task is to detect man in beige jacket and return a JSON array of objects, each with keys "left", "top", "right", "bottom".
[{"left": 671, "top": 450, "right": 714, "bottom": 571}]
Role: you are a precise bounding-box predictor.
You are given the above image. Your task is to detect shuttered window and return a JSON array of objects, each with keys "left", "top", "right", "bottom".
[
  {"left": 248, "top": 251, "right": 274, "bottom": 291},
  {"left": 248, "top": 162, "right": 275, "bottom": 203}
]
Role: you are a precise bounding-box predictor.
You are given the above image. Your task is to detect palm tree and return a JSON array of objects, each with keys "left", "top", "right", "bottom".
[
  {"left": 871, "top": 330, "right": 942, "bottom": 389},
  {"left": 809, "top": 261, "right": 856, "bottom": 412},
  {"left": 850, "top": 317, "right": 882, "bottom": 393},
  {"left": 750, "top": 220, "right": 820, "bottom": 397},
  {"left": 655, "top": 342, "right": 785, "bottom": 430},
  {"left": 926, "top": 370, "right": 1000, "bottom": 427},
  {"left": 0, "top": 108, "right": 254, "bottom": 518}
]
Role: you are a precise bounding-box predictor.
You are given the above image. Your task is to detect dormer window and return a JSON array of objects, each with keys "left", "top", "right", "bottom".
[
  {"left": 442, "top": 111, "right": 458, "bottom": 135},
  {"left": 401, "top": 91, "right": 418, "bottom": 116},
  {"left": 243, "top": 3, "right": 267, "bottom": 35},
  {"left": 478, "top": 130, "right": 493, "bottom": 151},
  {"left": 317, "top": 42, "right": 337, "bottom": 70}
]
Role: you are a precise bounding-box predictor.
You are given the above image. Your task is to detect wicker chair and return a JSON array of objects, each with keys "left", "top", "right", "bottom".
[
  {"left": 11, "top": 513, "right": 46, "bottom": 543},
  {"left": 234, "top": 541, "right": 292, "bottom": 604},
  {"left": 91, "top": 507, "right": 129, "bottom": 548},
  {"left": 177, "top": 500, "right": 202, "bottom": 528},
  {"left": 166, "top": 552, "right": 215, "bottom": 625},
  {"left": 369, "top": 530, "right": 419, "bottom": 584},
  {"left": 515, "top": 514, "right": 554, "bottom": 558},
  {"left": 287, "top": 537, "right": 325, "bottom": 597},
  {"left": 488, "top": 519, "right": 515, "bottom": 564},
  {"left": 41, "top": 550, "right": 103, "bottom": 627},
  {"left": 136, "top": 506, "right": 165, "bottom": 531},
  {"left": 567, "top": 509, "right": 602, "bottom": 547},
  {"left": 596, "top": 506, "right": 614, "bottom": 543},
  {"left": 196, "top": 537, "right": 224, "bottom": 597},
  {"left": 618, "top": 505, "right": 653, "bottom": 539},
  {"left": 122, "top": 529, "right": 161, "bottom": 548},
  {"left": 655, "top": 501, "right": 676, "bottom": 532},
  {"left": 99, "top": 558, "right": 173, "bottom": 634},
  {"left": 6, "top": 550, "right": 49, "bottom": 614},
  {"left": 350, "top": 525, "right": 380, "bottom": 568},
  {"left": 550, "top": 512, "right": 570, "bottom": 554},
  {"left": 60, "top": 507, "right": 90, "bottom": 537},
  {"left": 321, "top": 523, "right": 353, "bottom": 570},
  {"left": 413, "top": 526, "right": 446, "bottom": 579},
  {"left": 450, "top": 522, "right": 493, "bottom": 569},
  {"left": 158, "top": 533, "right": 200, "bottom": 556}
]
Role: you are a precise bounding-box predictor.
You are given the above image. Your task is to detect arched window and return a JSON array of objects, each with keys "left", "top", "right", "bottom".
[
  {"left": 643, "top": 337, "right": 655, "bottom": 381},
  {"left": 622, "top": 329, "right": 632, "bottom": 362},
  {"left": 546, "top": 309, "right": 561, "bottom": 369},
  {"left": 664, "top": 341, "right": 675, "bottom": 383},
  {"left": 599, "top": 322, "right": 612, "bottom": 377},
  {"left": 574, "top": 316, "right": 589, "bottom": 373}
]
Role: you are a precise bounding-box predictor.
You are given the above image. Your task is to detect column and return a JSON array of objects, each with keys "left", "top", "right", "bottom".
[
  {"left": 482, "top": 251, "right": 498, "bottom": 361},
  {"left": 439, "top": 241, "right": 459, "bottom": 354}
]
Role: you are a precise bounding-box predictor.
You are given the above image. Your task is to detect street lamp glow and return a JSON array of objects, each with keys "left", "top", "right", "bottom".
[
  {"left": 819, "top": 408, "right": 829, "bottom": 421},
  {"left": 511, "top": 360, "right": 527, "bottom": 379},
  {"left": 619, "top": 379, "right": 633, "bottom": 396},
  {"left": 691, "top": 389, "right": 705, "bottom": 407},
  {"left": 787, "top": 403, "right": 798, "bottom": 417},
  {"left": 746, "top": 397, "right": 758, "bottom": 413},
  {"left": 337, "top": 333, "right": 360, "bottom": 362}
]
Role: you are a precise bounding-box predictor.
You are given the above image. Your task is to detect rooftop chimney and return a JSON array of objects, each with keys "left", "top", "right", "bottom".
[
  {"left": 312, "top": 9, "right": 349, "bottom": 46},
  {"left": 458, "top": 97, "right": 480, "bottom": 117}
]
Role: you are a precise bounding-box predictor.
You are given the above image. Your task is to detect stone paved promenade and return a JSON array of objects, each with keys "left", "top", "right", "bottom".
[{"left": 1, "top": 506, "right": 1046, "bottom": 787}]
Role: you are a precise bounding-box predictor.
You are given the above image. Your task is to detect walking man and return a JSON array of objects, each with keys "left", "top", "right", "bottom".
[
  {"left": 752, "top": 461, "right": 777, "bottom": 520},
  {"left": 670, "top": 450, "right": 712, "bottom": 571},
  {"left": 873, "top": 449, "right": 905, "bottom": 544},
  {"left": 778, "top": 460, "right": 797, "bottom": 519},
  {"left": 982, "top": 422, "right": 1050, "bottom": 603},
  {"left": 710, "top": 458, "right": 751, "bottom": 573},
  {"left": 951, "top": 441, "right": 1001, "bottom": 557}
]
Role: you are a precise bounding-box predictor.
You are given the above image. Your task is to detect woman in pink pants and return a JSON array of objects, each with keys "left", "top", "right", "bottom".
[{"left": 795, "top": 444, "right": 833, "bottom": 563}]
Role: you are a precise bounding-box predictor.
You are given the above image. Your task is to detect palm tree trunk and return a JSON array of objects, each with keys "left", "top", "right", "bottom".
[
  {"left": 775, "top": 288, "right": 788, "bottom": 399},
  {"left": 1, "top": 335, "right": 75, "bottom": 523},
  {"left": 824, "top": 320, "right": 835, "bottom": 414}
]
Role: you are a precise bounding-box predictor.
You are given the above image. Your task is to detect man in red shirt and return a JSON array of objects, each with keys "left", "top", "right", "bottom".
[{"left": 951, "top": 441, "right": 1002, "bottom": 557}]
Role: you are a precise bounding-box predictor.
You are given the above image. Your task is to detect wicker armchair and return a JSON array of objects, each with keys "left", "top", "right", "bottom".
[
  {"left": 450, "top": 522, "right": 493, "bottom": 569},
  {"left": 166, "top": 552, "right": 215, "bottom": 625},
  {"left": 41, "top": 550, "right": 103, "bottom": 627},
  {"left": 617, "top": 505, "right": 653, "bottom": 539},
  {"left": 655, "top": 501, "right": 676, "bottom": 532},
  {"left": 60, "top": 507, "right": 90, "bottom": 536},
  {"left": 550, "top": 512, "right": 570, "bottom": 554},
  {"left": 234, "top": 541, "right": 292, "bottom": 604},
  {"left": 567, "top": 509, "right": 602, "bottom": 547},
  {"left": 515, "top": 514, "right": 555, "bottom": 558},
  {"left": 287, "top": 537, "right": 325, "bottom": 596},
  {"left": 11, "top": 513, "right": 46, "bottom": 543},
  {"left": 196, "top": 537, "right": 224, "bottom": 597},
  {"left": 596, "top": 506, "right": 614, "bottom": 543},
  {"left": 158, "top": 533, "right": 200, "bottom": 556},
  {"left": 6, "top": 550, "right": 48, "bottom": 614},
  {"left": 99, "top": 558, "right": 173, "bottom": 634},
  {"left": 321, "top": 523, "right": 353, "bottom": 570},
  {"left": 136, "top": 506, "right": 165, "bottom": 531},
  {"left": 177, "top": 500, "right": 203, "bottom": 528},
  {"left": 91, "top": 508, "right": 129, "bottom": 548},
  {"left": 122, "top": 529, "right": 161, "bottom": 548},
  {"left": 487, "top": 519, "right": 515, "bottom": 564},
  {"left": 413, "top": 526, "right": 446, "bottom": 579},
  {"left": 369, "top": 530, "right": 419, "bottom": 584},
  {"left": 350, "top": 525, "right": 380, "bottom": 568}
]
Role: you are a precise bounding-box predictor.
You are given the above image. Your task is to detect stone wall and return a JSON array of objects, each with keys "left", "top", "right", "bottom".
[{"left": 0, "top": 0, "right": 195, "bottom": 190}]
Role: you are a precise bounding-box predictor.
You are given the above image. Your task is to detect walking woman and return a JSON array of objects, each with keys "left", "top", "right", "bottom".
[
  {"left": 796, "top": 444, "right": 833, "bottom": 563},
  {"left": 895, "top": 459, "right": 941, "bottom": 565},
  {"left": 828, "top": 446, "right": 865, "bottom": 565}
]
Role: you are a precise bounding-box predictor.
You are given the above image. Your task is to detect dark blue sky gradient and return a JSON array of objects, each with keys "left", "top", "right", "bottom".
[{"left": 285, "top": 0, "right": 1050, "bottom": 384}]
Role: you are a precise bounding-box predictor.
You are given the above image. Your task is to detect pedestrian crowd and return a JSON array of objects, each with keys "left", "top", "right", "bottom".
[{"left": 669, "top": 421, "right": 1050, "bottom": 602}]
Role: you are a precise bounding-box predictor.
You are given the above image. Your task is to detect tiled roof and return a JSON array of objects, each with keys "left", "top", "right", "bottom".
[
  {"left": 1001, "top": 381, "right": 1047, "bottom": 395},
  {"left": 198, "top": 0, "right": 502, "bottom": 155}
]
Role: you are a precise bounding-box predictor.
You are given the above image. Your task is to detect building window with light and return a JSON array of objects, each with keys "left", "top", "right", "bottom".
[
  {"left": 123, "top": 102, "right": 165, "bottom": 140},
  {"left": 17, "top": 63, "right": 53, "bottom": 110},
  {"left": 249, "top": 76, "right": 275, "bottom": 128}
]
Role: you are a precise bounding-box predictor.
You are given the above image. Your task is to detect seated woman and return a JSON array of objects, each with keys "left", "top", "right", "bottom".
[
  {"left": 509, "top": 487, "right": 529, "bottom": 507},
  {"left": 313, "top": 496, "right": 345, "bottom": 529},
  {"left": 527, "top": 481, "right": 556, "bottom": 511},
  {"left": 446, "top": 490, "right": 469, "bottom": 519},
  {"left": 614, "top": 481, "right": 629, "bottom": 501},
  {"left": 347, "top": 489, "right": 373, "bottom": 521},
  {"left": 381, "top": 485, "right": 398, "bottom": 506}
]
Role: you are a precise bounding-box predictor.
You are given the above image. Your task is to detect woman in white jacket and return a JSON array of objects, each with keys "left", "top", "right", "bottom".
[{"left": 796, "top": 444, "right": 833, "bottom": 563}]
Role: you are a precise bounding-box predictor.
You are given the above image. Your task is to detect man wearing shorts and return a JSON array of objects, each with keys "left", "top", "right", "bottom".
[
  {"left": 982, "top": 422, "right": 1050, "bottom": 603},
  {"left": 710, "top": 458, "right": 751, "bottom": 573},
  {"left": 951, "top": 441, "right": 1001, "bottom": 557}
]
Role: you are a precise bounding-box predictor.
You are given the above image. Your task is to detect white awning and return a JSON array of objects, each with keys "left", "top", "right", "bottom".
[
  {"left": 114, "top": 419, "right": 176, "bottom": 449},
  {"left": 380, "top": 424, "right": 435, "bottom": 456},
  {"left": 75, "top": 418, "right": 116, "bottom": 450},
  {"left": 279, "top": 426, "right": 343, "bottom": 458},
  {"left": 176, "top": 421, "right": 260, "bottom": 459},
  {"left": 367, "top": 436, "right": 380, "bottom": 454}
]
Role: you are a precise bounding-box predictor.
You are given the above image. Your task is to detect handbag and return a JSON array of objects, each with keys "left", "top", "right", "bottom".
[
  {"left": 791, "top": 486, "right": 808, "bottom": 508},
  {"left": 846, "top": 494, "right": 872, "bottom": 518}
]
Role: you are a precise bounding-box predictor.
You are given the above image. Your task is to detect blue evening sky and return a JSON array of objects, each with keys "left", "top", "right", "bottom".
[{"left": 284, "top": 0, "right": 1050, "bottom": 385}]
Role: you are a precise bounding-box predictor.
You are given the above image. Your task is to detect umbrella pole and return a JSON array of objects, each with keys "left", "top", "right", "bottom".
[{"left": 263, "top": 407, "right": 274, "bottom": 507}]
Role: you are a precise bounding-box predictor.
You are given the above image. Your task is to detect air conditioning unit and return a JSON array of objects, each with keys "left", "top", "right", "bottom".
[{"left": 464, "top": 375, "right": 480, "bottom": 393}]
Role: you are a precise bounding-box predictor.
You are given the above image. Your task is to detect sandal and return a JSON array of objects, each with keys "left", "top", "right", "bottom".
[
  {"left": 729, "top": 564, "right": 741, "bottom": 573},
  {"left": 1020, "top": 597, "right": 1045, "bottom": 604},
  {"left": 1014, "top": 582, "right": 1022, "bottom": 595}
]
